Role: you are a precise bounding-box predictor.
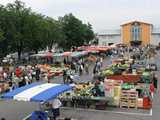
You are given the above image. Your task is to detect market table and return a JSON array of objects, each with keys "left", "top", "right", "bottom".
[{"left": 59, "top": 96, "right": 112, "bottom": 110}]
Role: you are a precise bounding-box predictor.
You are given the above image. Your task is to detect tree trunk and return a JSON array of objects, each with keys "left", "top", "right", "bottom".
[
  {"left": 18, "top": 49, "right": 21, "bottom": 60},
  {"left": 35, "top": 50, "right": 38, "bottom": 54},
  {"left": 49, "top": 41, "right": 53, "bottom": 51}
]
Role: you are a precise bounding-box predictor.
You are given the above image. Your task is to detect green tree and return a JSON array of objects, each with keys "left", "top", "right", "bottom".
[
  {"left": 5, "top": 0, "right": 31, "bottom": 59},
  {"left": 83, "top": 23, "right": 95, "bottom": 44},
  {"left": 25, "top": 13, "right": 46, "bottom": 53},
  {"left": 43, "top": 17, "right": 65, "bottom": 51},
  {"left": 0, "top": 1, "right": 95, "bottom": 59},
  {"left": 59, "top": 13, "right": 95, "bottom": 50}
]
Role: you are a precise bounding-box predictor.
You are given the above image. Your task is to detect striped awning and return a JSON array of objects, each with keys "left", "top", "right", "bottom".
[{"left": 1, "top": 82, "right": 73, "bottom": 102}]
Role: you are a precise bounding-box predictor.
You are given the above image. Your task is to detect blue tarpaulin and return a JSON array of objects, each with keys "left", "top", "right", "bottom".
[{"left": 1, "top": 82, "right": 73, "bottom": 102}]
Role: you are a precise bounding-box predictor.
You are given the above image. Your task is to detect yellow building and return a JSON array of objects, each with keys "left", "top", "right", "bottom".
[
  {"left": 97, "top": 21, "right": 160, "bottom": 46},
  {"left": 121, "top": 21, "right": 152, "bottom": 46}
]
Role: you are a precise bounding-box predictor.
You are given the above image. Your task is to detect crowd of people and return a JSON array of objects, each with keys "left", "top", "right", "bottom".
[
  {"left": 0, "top": 64, "right": 43, "bottom": 92},
  {"left": 0, "top": 45, "right": 158, "bottom": 92},
  {"left": 0, "top": 44, "right": 159, "bottom": 120}
]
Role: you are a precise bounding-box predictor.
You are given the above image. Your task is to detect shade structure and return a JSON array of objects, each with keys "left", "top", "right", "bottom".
[
  {"left": 1, "top": 82, "right": 73, "bottom": 102},
  {"left": 62, "top": 52, "right": 72, "bottom": 57},
  {"left": 71, "top": 51, "right": 88, "bottom": 58},
  {"left": 53, "top": 53, "right": 63, "bottom": 57},
  {"left": 30, "top": 54, "right": 46, "bottom": 58},
  {"left": 45, "top": 52, "right": 53, "bottom": 58}
]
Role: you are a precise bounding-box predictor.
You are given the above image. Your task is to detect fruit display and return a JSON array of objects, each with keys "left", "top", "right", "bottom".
[
  {"left": 102, "top": 69, "right": 114, "bottom": 76},
  {"left": 50, "top": 66, "right": 68, "bottom": 73},
  {"left": 74, "top": 83, "right": 94, "bottom": 97},
  {"left": 119, "top": 64, "right": 129, "bottom": 69},
  {"left": 142, "top": 71, "right": 150, "bottom": 77},
  {"left": 101, "top": 63, "right": 129, "bottom": 76}
]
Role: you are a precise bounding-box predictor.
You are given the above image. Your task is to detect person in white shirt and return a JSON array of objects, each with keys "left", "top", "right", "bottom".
[
  {"left": 100, "top": 57, "right": 103, "bottom": 67},
  {"left": 3, "top": 72, "right": 7, "bottom": 81},
  {"left": 51, "top": 98, "right": 62, "bottom": 120}
]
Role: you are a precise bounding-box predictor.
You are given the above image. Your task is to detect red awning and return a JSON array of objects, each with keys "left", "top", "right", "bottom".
[
  {"left": 107, "top": 74, "right": 141, "bottom": 83},
  {"left": 63, "top": 52, "right": 72, "bottom": 57}
]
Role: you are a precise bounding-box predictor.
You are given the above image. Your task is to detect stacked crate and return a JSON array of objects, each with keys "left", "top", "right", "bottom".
[{"left": 120, "top": 90, "right": 138, "bottom": 109}]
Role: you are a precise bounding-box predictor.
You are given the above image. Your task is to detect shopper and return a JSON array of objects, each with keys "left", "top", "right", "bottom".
[
  {"left": 3, "top": 71, "right": 8, "bottom": 81},
  {"left": 79, "top": 64, "right": 83, "bottom": 76},
  {"left": 35, "top": 66, "right": 40, "bottom": 81},
  {"left": 96, "top": 61, "right": 101, "bottom": 73},
  {"left": 51, "top": 98, "right": 62, "bottom": 120},
  {"left": 84, "top": 63, "right": 89, "bottom": 74},
  {"left": 149, "top": 83, "right": 155, "bottom": 99},
  {"left": 63, "top": 70, "right": 67, "bottom": 84},
  {"left": 93, "top": 65, "right": 97, "bottom": 75},
  {"left": 100, "top": 57, "right": 103, "bottom": 67},
  {"left": 153, "top": 74, "right": 158, "bottom": 91}
]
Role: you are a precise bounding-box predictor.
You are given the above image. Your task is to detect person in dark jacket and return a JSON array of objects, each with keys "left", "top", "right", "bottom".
[
  {"left": 35, "top": 67, "right": 41, "bottom": 81},
  {"left": 153, "top": 74, "right": 158, "bottom": 90},
  {"left": 63, "top": 70, "right": 67, "bottom": 84}
]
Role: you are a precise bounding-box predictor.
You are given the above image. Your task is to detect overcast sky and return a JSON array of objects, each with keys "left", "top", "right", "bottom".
[{"left": 0, "top": 0, "right": 160, "bottom": 32}]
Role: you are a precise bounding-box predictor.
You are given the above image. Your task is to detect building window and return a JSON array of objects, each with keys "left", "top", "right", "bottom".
[
  {"left": 131, "top": 22, "right": 141, "bottom": 41},
  {"left": 102, "top": 41, "right": 107, "bottom": 46}
]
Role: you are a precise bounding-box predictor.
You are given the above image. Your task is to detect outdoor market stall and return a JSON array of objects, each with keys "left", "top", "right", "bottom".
[
  {"left": 99, "top": 58, "right": 154, "bottom": 109},
  {"left": 58, "top": 82, "right": 112, "bottom": 110},
  {"left": 1, "top": 82, "right": 73, "bottom": 120},
  {"left": 70, "top": 51, "right": 88, "bottom": 58},
  {"left": 30, "top": 52, "right": 53, "bottom": 64},
  {"left": 53, "top": 52, "right": 72, "bottom": 67},
  {"left": 37, "top": 64, "right": 70, "bottom": 78}
]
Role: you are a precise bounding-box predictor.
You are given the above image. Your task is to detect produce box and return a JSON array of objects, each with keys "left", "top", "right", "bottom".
[
  {"left": 107, "top": 74, "right": 141, "bottom": 83},
  {"left": 137, "top": 98, "right": 143, "bottom": 108}
]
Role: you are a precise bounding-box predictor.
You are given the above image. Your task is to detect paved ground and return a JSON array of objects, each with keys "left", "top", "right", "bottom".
[
  {"left": 60, "top": 107, "right": 151, "bottom": 120},
  {"left": 0, "top": 54, "right": 160, "bottom": 120}
]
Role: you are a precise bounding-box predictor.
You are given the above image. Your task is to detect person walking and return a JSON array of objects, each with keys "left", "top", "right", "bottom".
[
  {"left": 35, "top": 66, "right": 41, "bottom": 81},
  {"left": 51, "top": 98, "right": 62, "bottom": 120},
  {"left": 84, "top": 63, "right": 89, "bottom": 74},
  {"left": 149, "top": 82, "right": 155, "bottom": 99},
  {"left": 79, "top": 64, "right": 83, "bottom": 76},
  {"left": 100, "top": 57, "right": 103, "bottom": 67},
  {"left": 96, "top": 61, "right": 101, "bottom": 73},
  {"left": 63, "top": 70, "right": 67, "bottom": 84},
  {"left": 153, "top": 74, "right": 158, "bottom": 91}
]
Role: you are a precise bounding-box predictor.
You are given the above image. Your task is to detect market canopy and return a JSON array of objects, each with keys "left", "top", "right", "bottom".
[
  {"left": 71, "top": 51, "right": 88, "bottom": 58},
  {"left": 30, "top": 52, "right": 53, "bottom": 58},
  {"left": 53, "top": 53, "right": 63, "bottom": 57},
  {"left": 1, "top": 82, "right": 73, "bottom": 102},
  {"left": 30, "top": 54, "right": 46, "bottom": 57},
  {"left": 63, "top": 52, "right": 72, "bottom": 57}
]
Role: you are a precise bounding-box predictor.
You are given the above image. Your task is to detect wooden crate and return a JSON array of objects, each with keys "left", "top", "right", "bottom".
[{"left": 120, "top": 90, "right": 138, "bottom": 109}]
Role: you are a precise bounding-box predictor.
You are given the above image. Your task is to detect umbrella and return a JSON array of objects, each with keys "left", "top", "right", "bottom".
[{"left": 1, "top": 82, "right": 73, "bottom": 102}]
